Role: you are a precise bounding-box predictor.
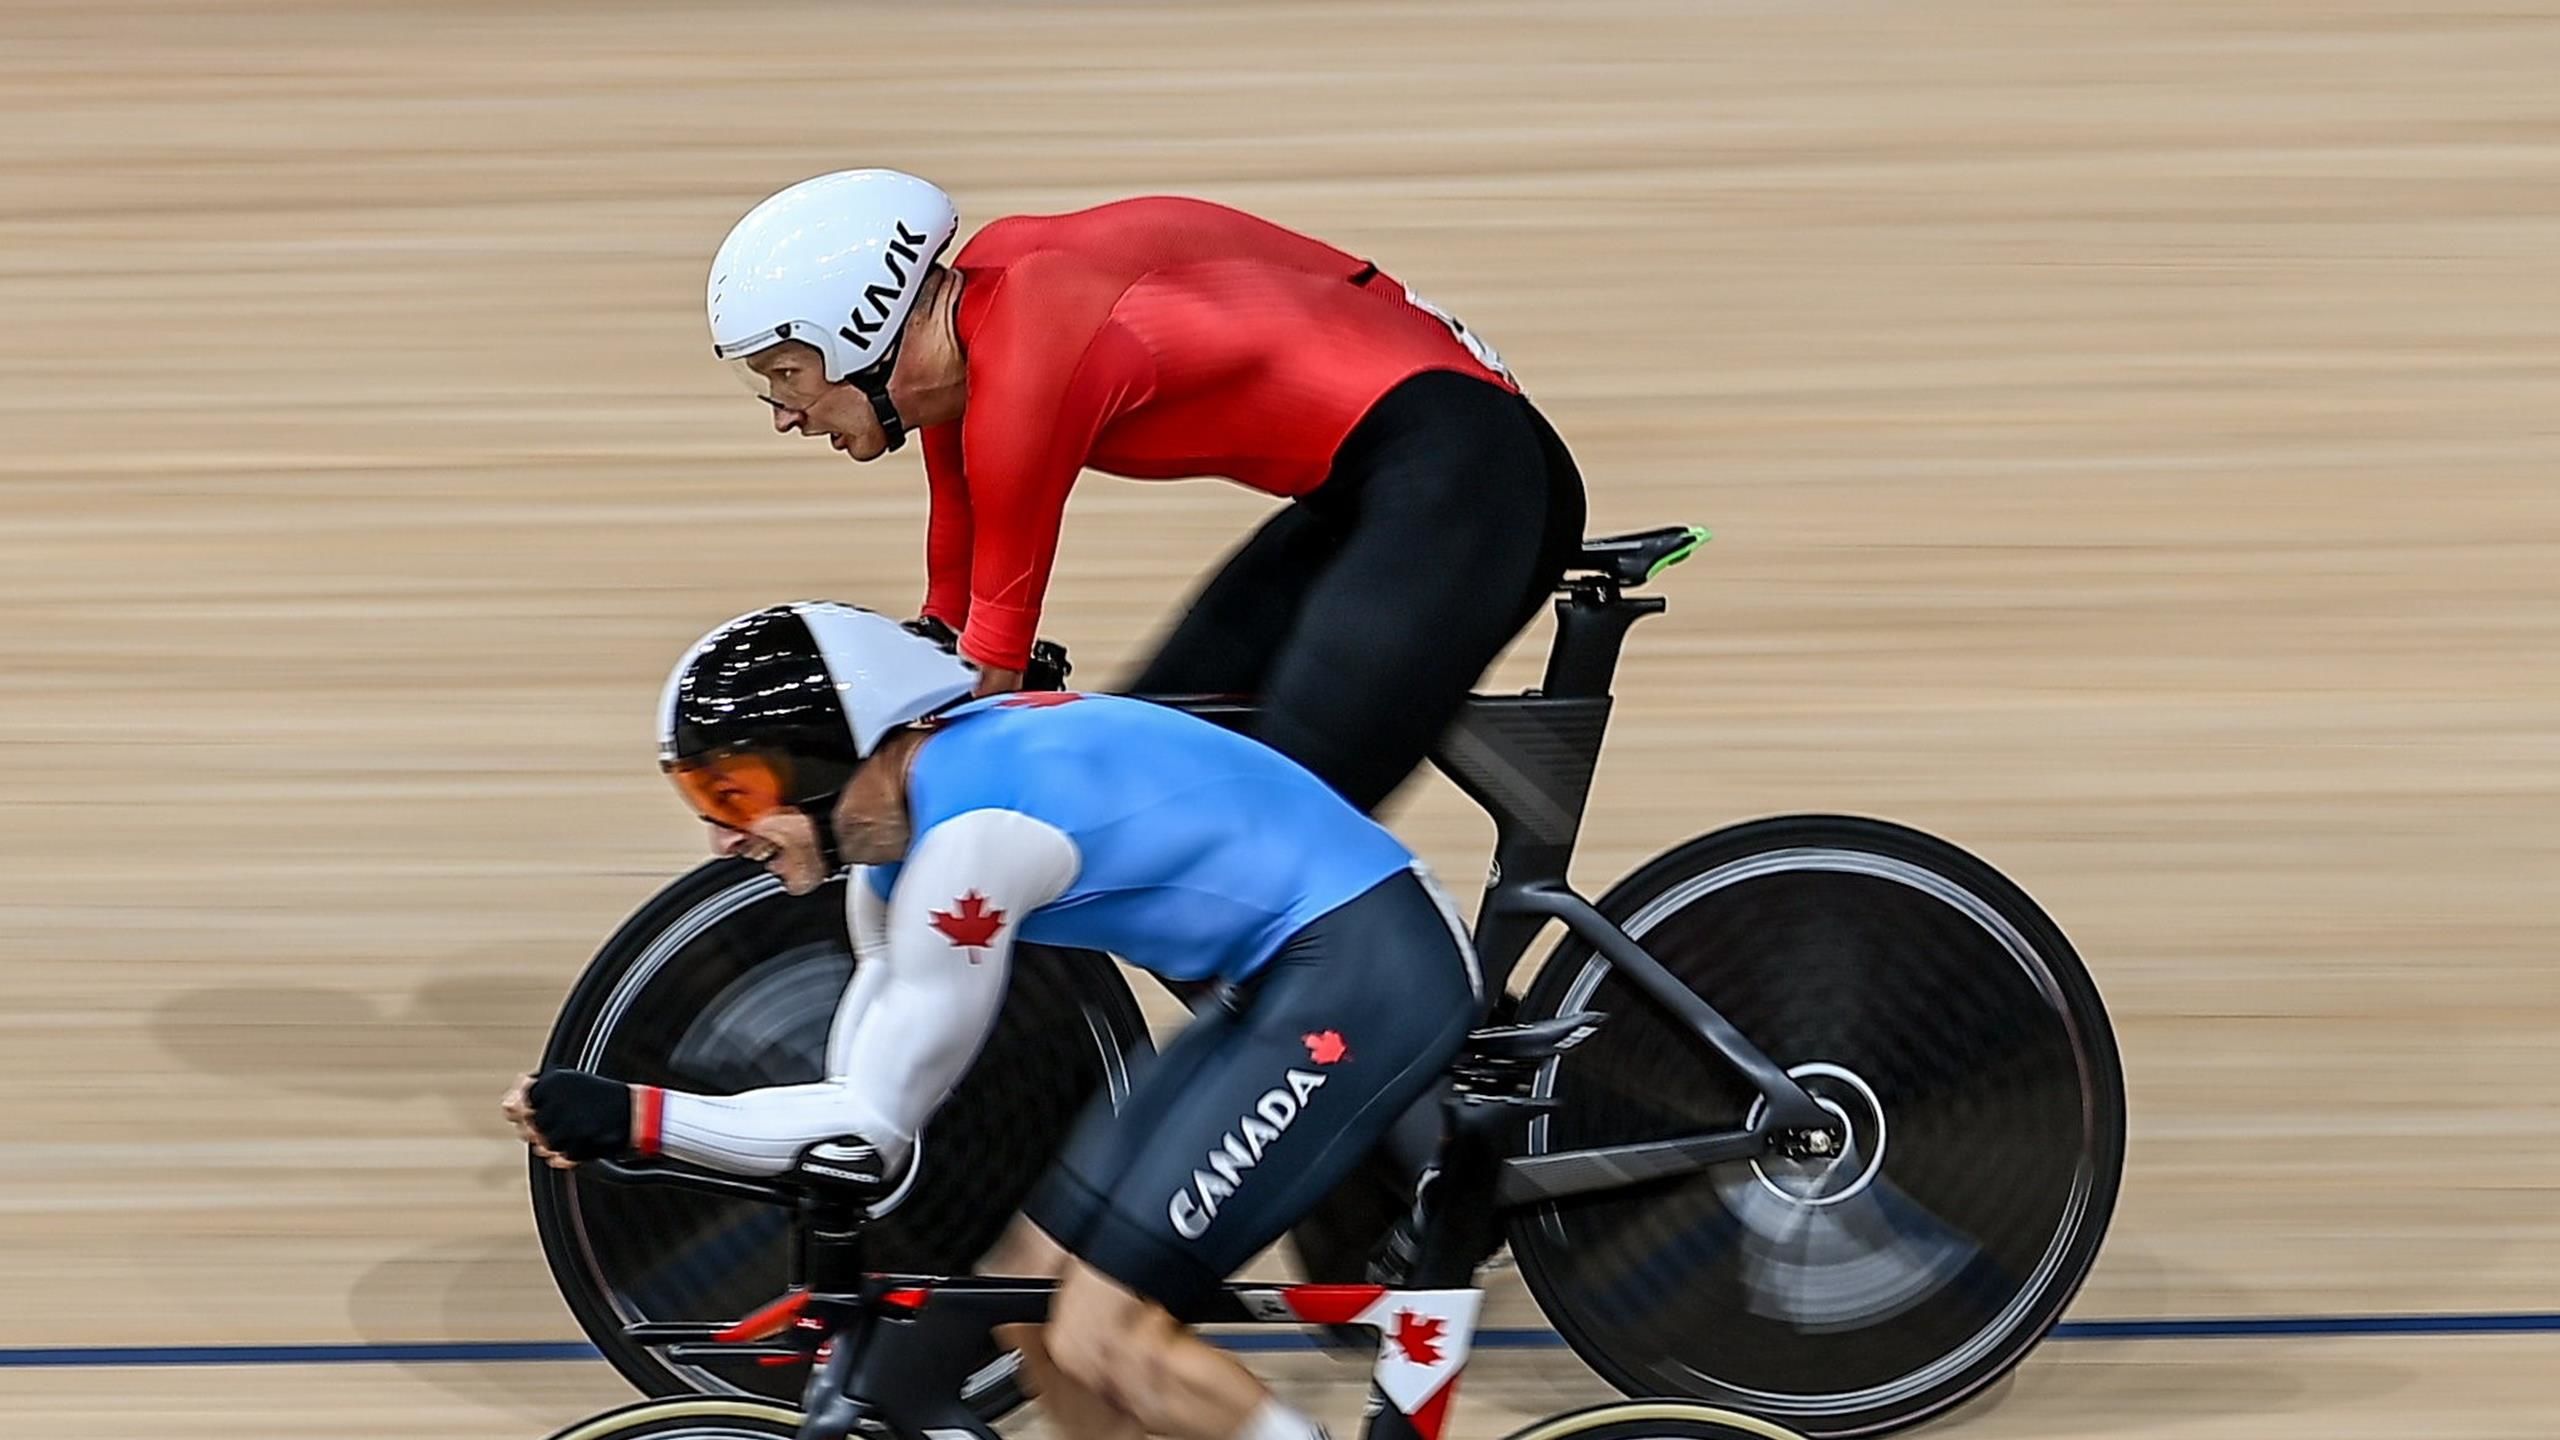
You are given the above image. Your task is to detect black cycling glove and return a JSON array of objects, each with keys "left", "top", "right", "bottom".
[{"left": 527, "top": 1069, "right": 633, "bottom": 1161}]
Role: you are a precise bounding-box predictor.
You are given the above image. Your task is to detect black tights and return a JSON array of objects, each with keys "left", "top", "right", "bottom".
[{"left": 1128, "top": 369, "right": 1587, "bottom": 811}]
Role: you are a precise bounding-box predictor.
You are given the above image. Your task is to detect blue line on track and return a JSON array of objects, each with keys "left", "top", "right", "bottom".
[
  {"left": 0, "top": 1341, "right": 598, "bottom": 1369},
  {"left": 2052, "top": 1312, "right": 2560, "bottom": 1340},
  {"left": 3, "top": 1313, "right": 2558, "bottom": 1369}
]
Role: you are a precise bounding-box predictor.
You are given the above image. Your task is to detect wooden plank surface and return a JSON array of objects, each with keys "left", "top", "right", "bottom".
[{"left": 1, "top": 0, "right": 2555, "bottom": 1434}]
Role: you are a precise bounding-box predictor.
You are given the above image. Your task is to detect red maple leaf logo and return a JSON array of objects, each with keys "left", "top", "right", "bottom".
[
  {"left": 996, "top": 691, "right": 1085, "bottom": 708},
  {"left": 1388, "top": 1309, "right": 1445, "bottom": 1367},
  {"left": 1303, "top": 1030, "right": 1349, "bottom": 1065},
  {"left": 929, "top": 892, "right": 1006, "bottom": 955}
]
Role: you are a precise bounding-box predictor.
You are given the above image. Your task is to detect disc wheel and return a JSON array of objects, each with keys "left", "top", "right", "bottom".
[
  {"left": 543, "top": 1397, "right": 802, "bottom": 1440},
  {"left": 1500, "top": 1400, "right": 1813, "bottom": 1440},
  {"left": 531, "top": 858, "right": 1151, "bottom": 1414},
  {"left": 1509, "top": 815, "right": 2125, "bottom": 1437}
]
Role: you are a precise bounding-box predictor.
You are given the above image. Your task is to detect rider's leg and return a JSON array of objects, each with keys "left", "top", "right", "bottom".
[
  {"left": 989, "top": 1208, "right": 1285, "bottom": 1440},
  {"left": 1123, "top": 504, "right": 1346, "bottom": 1012},
  {"left": 983, "top": 1212, "right": 1071, "bottom": 1277},
  {"left": 999, "top": 991, "right": 1256, "bottom": 1439},
  {"left": 1020, "top": 869, "right": 1478, "bottom": 1426},
  {"left": 1249, "top": 370, "right": 1587, "bottom": 810},
  {"left": 1231, "top": 372, "right": 1582, "bottom": 1289},
  {"left": 1125, "top": 500, "right": 1344, "bottom": 701},
  {"left": 1126, "top": 371, "right": 1584, "bottom": 813},
  {"left": 1118, "top": 372, "right": 1580, "bottom": 1300},
  {"left": 981, "top": 1223, "right": 1149, "bottom": 1440},
  {"left": 1044, "top": 1260, "right": 1277, "bottom": 1440}
]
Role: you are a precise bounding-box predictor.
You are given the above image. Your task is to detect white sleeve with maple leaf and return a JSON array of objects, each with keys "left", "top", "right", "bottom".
[{"left": 649, "top": 811, "right": 1080, "bottom": 1177}]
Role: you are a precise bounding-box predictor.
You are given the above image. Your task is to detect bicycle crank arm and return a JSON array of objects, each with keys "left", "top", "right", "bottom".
[{"left": 1494, "top": 1130, "right": 1768, "bottom": 1205}]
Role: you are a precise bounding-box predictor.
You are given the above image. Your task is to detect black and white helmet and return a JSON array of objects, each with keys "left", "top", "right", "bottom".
[{"left": 658, "top": 602, "right": 975, "bottom": 831}]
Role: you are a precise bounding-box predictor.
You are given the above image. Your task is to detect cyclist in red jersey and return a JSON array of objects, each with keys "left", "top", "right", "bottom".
[
  {"left": 703, "top": 168, "right": 1586, "bottom": 1316},
  {"left": 708, "top": 169, "right": 1587, "bottom": 812}
]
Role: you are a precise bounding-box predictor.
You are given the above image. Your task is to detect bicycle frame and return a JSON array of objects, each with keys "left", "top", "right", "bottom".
[
  {"left": 593, "top": 1034, "right": 1548, "bottom": 1440},
  {"left": 1167, "top": 574, "right": 1840, "bottom": 1193},
  {"left": 569, "top": 569, "right": 1856, "bottom": 1440},
  {"left": 607, "top": 1203, "right": 1491, "bottom": 1440},
  {"left": 811, "top": 1280, "right": 1487, "bottom": 1440}
]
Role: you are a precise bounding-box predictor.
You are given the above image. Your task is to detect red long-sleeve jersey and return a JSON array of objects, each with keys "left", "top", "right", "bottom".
[{"left": 916, "top": 196, "right": 1518, "bottom": 671}]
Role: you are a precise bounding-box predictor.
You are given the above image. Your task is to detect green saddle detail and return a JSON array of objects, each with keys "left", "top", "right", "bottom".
[{"left": 1647, "top": 524, "right": 1713, "bottom": 580}]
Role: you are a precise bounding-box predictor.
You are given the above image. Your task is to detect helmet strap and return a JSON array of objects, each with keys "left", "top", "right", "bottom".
[
  {"left": 783, "top": 752, "right": 860, "bottom": 876},
  {"left": 805, "top": 796, "right": 852, "bottom": 875},
  {"left": 849, "top": 340, "right": 910, "bottom": 453},
  {"left": 860, "top": 375, "right": 908, "bottom": 453}
]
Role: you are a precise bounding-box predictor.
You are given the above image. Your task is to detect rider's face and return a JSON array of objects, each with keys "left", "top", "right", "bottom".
[
  {"left": 748, "top": 342, "right": 894, "bottom": 462},
  {"left": 705, "top": 810, "right": 830, "bottom": 896}
]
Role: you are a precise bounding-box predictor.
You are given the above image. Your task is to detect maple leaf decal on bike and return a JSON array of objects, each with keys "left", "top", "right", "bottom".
[
  {"left": 929, "top": 891, "right": 1006, "bottom": 956},
  {"left": 1302, "top": 1030, "right": 1349, "bottom": 1065},
  {"left": 1388, "top": 1309, "right": 1445, "bottom": 1367},
  {"left": 996, "top": 691, "right": 1084, "bottom": 708}
]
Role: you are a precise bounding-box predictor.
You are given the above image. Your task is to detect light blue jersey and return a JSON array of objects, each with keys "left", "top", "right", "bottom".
[{"left": 862, "top": 693, "right": 1415, "bottom": 983}]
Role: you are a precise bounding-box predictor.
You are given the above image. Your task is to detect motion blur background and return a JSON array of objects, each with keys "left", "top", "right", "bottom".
[{"left": 3, "top": 1, "right": 2555, "bottom": 1435}]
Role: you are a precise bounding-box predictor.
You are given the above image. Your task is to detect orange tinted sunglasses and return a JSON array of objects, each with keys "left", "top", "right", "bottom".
[{"left": 664, "top": 750, "right": 793, "bottom": 831}]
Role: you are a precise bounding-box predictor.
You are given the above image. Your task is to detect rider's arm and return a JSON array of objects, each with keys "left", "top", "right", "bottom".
[
  {"left": 919, "top": 424, "right": 974, "bottom": 631},
  {"left": 645, "top": 811, "right": 1080, "bottom": 1176},
  {"left": 817, "top": 866, "right": 894, "bottom": 1064},
  {"left": 945, "top": 252, "right": 1154, "bottom": 675}
]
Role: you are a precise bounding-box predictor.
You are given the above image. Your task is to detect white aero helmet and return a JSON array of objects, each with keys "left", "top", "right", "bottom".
[
  {"left": 706, "top": 169, "right": 961, "bottom": 450},
  {"left": 659, "top": 602, "right": 976, "bottom": 850}
]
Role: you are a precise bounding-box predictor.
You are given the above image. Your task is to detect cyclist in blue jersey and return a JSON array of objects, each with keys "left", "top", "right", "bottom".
[{"left": 503, "top": 602, "right": 1481, "bottom": 1440}]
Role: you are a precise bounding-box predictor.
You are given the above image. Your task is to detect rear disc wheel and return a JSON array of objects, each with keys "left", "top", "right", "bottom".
[{"left": 1509, "top": 815, "right": 2125, "bottom": 1437}]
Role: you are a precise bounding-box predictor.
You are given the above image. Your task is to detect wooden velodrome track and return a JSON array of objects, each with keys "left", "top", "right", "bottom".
[{"left": 4, "top": 0, "right": 2556, "bottom": 1435}]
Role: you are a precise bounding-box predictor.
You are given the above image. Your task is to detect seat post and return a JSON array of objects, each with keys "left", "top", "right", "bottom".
[{"left": 1540, "top": 581, "right": 1667, "bottom": 699}]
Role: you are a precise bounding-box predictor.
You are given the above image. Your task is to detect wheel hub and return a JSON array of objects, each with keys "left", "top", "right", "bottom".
[{"left": 1744, "top": 1062, "right": 1887, "bottom": 1207}]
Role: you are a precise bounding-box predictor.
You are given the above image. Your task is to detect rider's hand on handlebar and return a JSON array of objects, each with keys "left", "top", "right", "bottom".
[
  {"left": 899, "top": 615, "right": 960, "bottom": 650},
  {"left": 900, "top": 614, "right": 1070, "bottom": 694},
  {"left": 502, "top": 1069, "right": 640, "bottom": 1169},
  {"left": 501, "top": 1073, "right": 573, "bottom": 1169}
]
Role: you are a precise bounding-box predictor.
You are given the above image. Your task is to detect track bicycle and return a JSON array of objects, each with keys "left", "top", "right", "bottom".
[{"left": 531, "top": 525, "right": 2127, "bottom": 1437}]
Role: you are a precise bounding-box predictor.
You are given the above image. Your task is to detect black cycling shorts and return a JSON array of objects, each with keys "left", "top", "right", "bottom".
[
  {"left": 1020, "top": 867, "right": 1479, "bottom": 1314},
  {"left": 1127, "top": 368, "right": 1588, "bottom": 813}
]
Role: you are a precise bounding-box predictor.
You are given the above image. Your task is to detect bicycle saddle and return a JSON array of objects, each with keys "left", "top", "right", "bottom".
[{"left": 1570, "top": 525, "right": 1711, "bottom": 587}]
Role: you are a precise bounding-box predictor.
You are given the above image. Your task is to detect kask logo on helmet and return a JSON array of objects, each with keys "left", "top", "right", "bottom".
[{"left": 842, "top": 220, "right": 932, "bottom": 354}]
